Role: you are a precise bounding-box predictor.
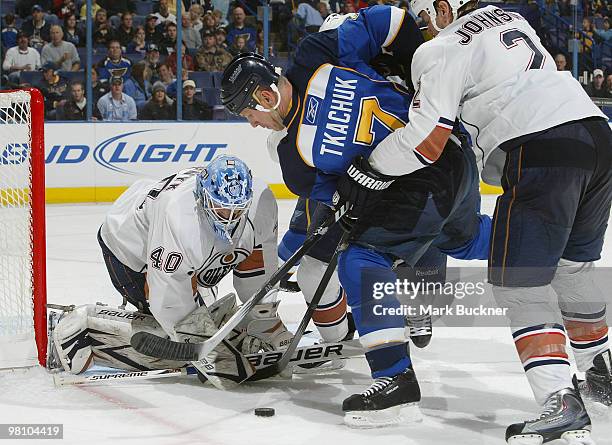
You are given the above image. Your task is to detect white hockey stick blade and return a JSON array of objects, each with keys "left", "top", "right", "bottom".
[{"left": 53, "top": 368, "right": 190, "bottom": 387}]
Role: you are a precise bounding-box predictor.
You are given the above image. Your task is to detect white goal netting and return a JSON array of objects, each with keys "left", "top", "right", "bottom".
[{"left": 0, "top": 90, "right": 39, "bottom": 368}]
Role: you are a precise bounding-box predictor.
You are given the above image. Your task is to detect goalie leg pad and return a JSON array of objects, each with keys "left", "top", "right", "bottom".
[{"left": 53, "top": 304, "right": 187, "bottom": 374}]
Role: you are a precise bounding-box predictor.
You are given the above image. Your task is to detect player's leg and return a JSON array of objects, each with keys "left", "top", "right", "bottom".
[
  {"left": 490, "top": 119, "right": 611, "bottom": 443},
  {"left": 553, "top": 118, "right": 612, "bottom": 411},
  {"left": 398, "top": 247, "right": 447, "bottom": 348},
  {"left": 278, "top": 196, "right": 309, "bottom": 292},
  {"left": 98, "top": 227, "right": 151, "bottom": 314},
  {"left": 338, "top": 244, "right": 421, "bottom": 428}
]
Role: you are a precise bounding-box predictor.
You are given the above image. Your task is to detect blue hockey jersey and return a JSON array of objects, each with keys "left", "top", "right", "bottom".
[
  {"left": 278, "top": 5, "right": 423, "bottom": 204},
  {"left": 280, "top": 64, "right": 411, "bottom": 204}
]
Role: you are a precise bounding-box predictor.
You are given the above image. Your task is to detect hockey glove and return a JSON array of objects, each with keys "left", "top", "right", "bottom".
[{"left": 334, "top": 156, "right": 396, "bottom": 232}]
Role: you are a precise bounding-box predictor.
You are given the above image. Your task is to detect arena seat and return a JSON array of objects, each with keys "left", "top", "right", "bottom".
[{"left": 189, "top": 71, "right": 214, "bottom": 89}]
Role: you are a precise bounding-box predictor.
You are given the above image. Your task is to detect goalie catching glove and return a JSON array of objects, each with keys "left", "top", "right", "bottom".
[{"left": 334, "top": 156, "right": 396, "bottom": 232}]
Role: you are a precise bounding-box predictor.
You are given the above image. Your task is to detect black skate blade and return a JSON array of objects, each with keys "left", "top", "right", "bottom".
[{"left": 130, "top": 332, "right": 198, "bottom": 361}]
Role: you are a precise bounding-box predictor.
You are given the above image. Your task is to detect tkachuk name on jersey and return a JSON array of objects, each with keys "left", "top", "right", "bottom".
[
  {"left": 320, "top": 77, "right": 358, "bottom": 158},
  {"left": 455, "top": 8, "right": 517, "bottom": 45}
]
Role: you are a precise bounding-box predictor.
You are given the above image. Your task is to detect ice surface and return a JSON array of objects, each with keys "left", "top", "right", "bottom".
[{"left": 1, "top": 197, "right": 610, "bottom": 445}]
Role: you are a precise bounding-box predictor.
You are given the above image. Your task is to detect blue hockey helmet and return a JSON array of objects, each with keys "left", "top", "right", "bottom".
[{"left": 195, "top": 156, "right": 253, "bottom": 242}]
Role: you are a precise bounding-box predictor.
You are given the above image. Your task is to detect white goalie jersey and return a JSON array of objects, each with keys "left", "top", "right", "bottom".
[
  {"left": 369, "top": 5, "right": 606, "bottom": 182},
  {"left": 99, "top": 168, "right": 278, "bottom": 336}
]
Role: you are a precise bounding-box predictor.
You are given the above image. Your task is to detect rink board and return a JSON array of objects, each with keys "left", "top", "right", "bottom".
[{"left": 2, "top": 121, "right": 610, "bottom": 203}]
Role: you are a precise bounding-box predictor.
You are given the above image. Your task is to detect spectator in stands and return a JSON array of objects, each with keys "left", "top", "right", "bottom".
[
  {"left": 201, "top": 11, "right": 217, "bottom": 35},
  {"left": 1, "top": 14, "right": 19, "bottom": 49},
  {"left": 212, "top": 0, "right": 231, "bottom": 21},
  {"left": 63, "top": 13, "right": 85, "bottom": 47},
  {"left": 116, "top": 12, "right": 136, "bottom": 48},
  {"left": 38, "top": 62, "right": 69, "bottom": 118},
  {"left": 160, "top": 22, "right": 179, "bottom": 55},
  {"left": 554, "top": 53, "right": 569, "bottom": 71},
  {"left": 182, "top": 79, "right": 213, "bottom": 120},
  {"left": 16, "top": 0, "right": 51, "bottom": 18},
  {"left": 166, "top": 41, "right": 195, "bottom": 74},
  {"left": 580, "top": 17, "right": 595, "bottom": 51},
  {"left": 22, "top": 5, "right": 52, "bottom": 50},
  {"left": 2, "top": 33, "right": 41, "bottom": 85},
  {"left": 127, "top": 26, "right": 147, "bottom": 54},
  {"left": 97, "top": 39, "right": 132, "bottom": 81},
  {"left": 93, "top": 8, "right": 114, "bottom": 47},
  {"left": 99, "top": 0, "right": 136, "bottom": 18},
  {"left": 191, "top": 0, "right": 214, "bottom": 13},
  {"left": 215, "top": 28, "right": 228, "bottom": 50},
  {"left": 317, "top": 2, "right": 330, "bottom": 20},
  {"left": 255, "top": 27, "right": 274, "bottom": 57},
  {"left": 166, "top": 67, "right": 188, "bottom": 98},
  {"left": 123, "top": 61, "right": 152, "bottom": 109},
  {"left": 594, "top": 18, "right": 612, "bottom": 42},
  {"left": 144, "top": 43, "right": 162, "bottom": 81},
  {"left": 195, "top": 29, "right": 232, "bottom": 72},
  {"left": 41, "top": 25, "right": 80, "bottom": 72},
  {"left": 182, "top": 15, "right": 203, "bottom": 50},
  {"left": 80, "top": 0, "right": 101, "bottom": 19},
  {"left": 584, "top": 68, "right": 608, "bottom": 97},
  {"left": 295, "top": 0, "right": 324, "bottom": 33},
  {"left": 60, "top": 80, "right": 87, "bottom": 120},
  {"left": 212, "top": 9, "right": 228, "bottom": 28},
  {"left": 190, "top": 5, "right": 205, "bottom": 32},
  {"left": 154, "top": 0, "right": 177, "bottom": 25},
  {"left": 226, "top": 6, "right": 256, "bottom": 51},
  {"left": 145, "top": 15, "right": 163, "bottom": 46},
  {"left": 53, "top": 0, "right": 77, "bottom": 20},
  {"left": 229, "top": 35, "right": 249, "bottom": 56},
  {"left": 91, "top": 67, "right": 109, "bottom": 103},
  {"left": 343, "top": 1, "right": 356, "bottom": 13},
  {"left": 140, "top": 81, "right": 176, "bottom": 120},
  {"left": 158, "top": 63, "right": 176, "bottom": 88},
  {"left": 97, "top": 76, "right": 137, "bottom": 121}
]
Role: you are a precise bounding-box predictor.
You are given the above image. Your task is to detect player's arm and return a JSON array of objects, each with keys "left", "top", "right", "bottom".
[
  {"left": 368, "top": 43, "right": 471, "bottom": 176},
  {"left": 233, "top": 186, "right": 278, "bottom": 303},
  {"left": 336, "top": 5, "right": 424, "bottom": 81}
]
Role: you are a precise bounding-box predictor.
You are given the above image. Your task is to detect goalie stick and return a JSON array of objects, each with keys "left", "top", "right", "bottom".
[
  {"left": 55, "top": 339, "right": 363, "bottom": 386},
  {"left": 129, "top": 205, "right": 348, "bottom": 363}
]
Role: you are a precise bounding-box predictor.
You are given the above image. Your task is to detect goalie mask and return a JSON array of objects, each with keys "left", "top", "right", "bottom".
[{"left": 195, "top": 156, "right": 253, "bottom": 244}]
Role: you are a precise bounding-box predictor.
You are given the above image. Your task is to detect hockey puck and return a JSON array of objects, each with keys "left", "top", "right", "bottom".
[{"left": 254, "top": 408, "right": 275, "bottom": 417}]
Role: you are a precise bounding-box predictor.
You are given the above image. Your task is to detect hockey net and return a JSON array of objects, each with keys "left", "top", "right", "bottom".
[{"left": 0, "top": 89, "right": 47, "bottom": 368}]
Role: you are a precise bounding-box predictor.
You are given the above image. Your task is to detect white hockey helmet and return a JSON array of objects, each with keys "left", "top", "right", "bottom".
[
  {"left": 411, "top": 0, "right": 474, "bottom": 32},
  {"left": 319, "top": 12, "right": 358, "bottom": 32}
]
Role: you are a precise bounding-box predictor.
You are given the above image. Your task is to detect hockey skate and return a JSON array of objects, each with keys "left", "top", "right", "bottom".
[
  {"left": 574, "top": 349, "right": 612, "bottom": 418},
  {"left": 506, "top": 388, "right": 594, "bottom": 445},
  {"left": 405, "top": 312, "right": 432, "bottom": 348},
  {"left": 342, "top": 367, "right": 422, "bottom": 428},
  {"left": 294, "top": 312, "right": 356, "bottom": 375}
]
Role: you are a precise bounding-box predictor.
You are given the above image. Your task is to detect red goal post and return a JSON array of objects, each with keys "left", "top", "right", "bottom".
[{"left": 0, "top": 88, "right": 47, "bottom": 368}]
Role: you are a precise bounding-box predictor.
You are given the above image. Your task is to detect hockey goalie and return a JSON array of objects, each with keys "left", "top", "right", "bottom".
[{"left": 48, "top": 156, "right": 294, "bottom": 389}]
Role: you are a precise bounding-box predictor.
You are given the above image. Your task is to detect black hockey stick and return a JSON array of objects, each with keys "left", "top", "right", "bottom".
[
  {"left": 130, "top": 204, "right": 349, "bottom": 362},
  {"left": 248, "top": 228, "right": 353, "bottom": 381}
]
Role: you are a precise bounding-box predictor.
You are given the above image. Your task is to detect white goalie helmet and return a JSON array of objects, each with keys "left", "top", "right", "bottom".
[{"left": 411, "top": 0, "right": 475, "bottom": 32}]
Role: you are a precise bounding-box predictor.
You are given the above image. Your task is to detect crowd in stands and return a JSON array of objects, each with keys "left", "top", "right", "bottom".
[{"left": 1, "top": 0, "right": 610, "bottom": 121}]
